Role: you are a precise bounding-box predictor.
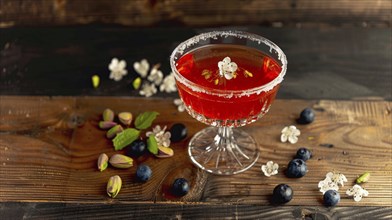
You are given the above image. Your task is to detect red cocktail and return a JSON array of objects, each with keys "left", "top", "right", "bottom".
[
  {"left": 176, "top": 44, "right": 282, "bottom": 126},
  {"left": 170, "top": 31, "right": 287, "bottom": 175}
]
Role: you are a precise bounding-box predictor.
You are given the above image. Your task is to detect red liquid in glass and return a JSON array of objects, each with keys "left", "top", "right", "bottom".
[{"left": 175, "top": 45, "right": 282, "bottom": 122}]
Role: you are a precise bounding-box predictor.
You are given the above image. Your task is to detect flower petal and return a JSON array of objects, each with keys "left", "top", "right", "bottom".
[
  {"left": 293, "top": 129, "right": 301, "bottom": 136},
  {"left": 118, "top": 60, "right": 126, "bottom": 69},
  {"left": 354, "top": 194, "right": 363, "bottom": 202},
  {"left": 281, "top": 126, "right": 289, "bottom": 133},
  {"left": 224, "top": 72, "right": 234, "bottom": 80},
  {"left": 178, "top": 105, "right": 185, "bottom": 112},
  {"left": 288, "top": 135, "right": 298, "bottom": 144},
  {"left": 109, "top": 58, "right": 119, "bottom": 70},
  {"left": 280, "top": 134, "right": 288, "bottom": 142},
  {"left": 266, "top": 161, "right": 274, "bottom": 167}
]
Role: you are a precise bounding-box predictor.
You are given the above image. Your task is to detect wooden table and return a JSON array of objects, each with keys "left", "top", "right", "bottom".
[
  {"left": 1, "top": 96, "right": 391, "bottom": 219},
  {"left": 1, "top": 0, "right": 392, "bottom": 214}
]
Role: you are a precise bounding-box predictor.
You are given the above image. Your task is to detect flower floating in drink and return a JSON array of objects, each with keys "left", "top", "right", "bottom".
[{"left": 170, "top": 31, "right": 287, "bottom": 175}]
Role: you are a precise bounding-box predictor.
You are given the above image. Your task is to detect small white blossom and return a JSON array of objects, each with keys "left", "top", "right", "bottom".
[
  {"left": 109, "top": 58, "right": 128, "bottom": 81},
  {"left": 261, "top": 161, "right": 279, "bottom": 177},
  {"left": 146, "top": 125, "right": 171, "bottom": 147},
  {"left": 318, "top": 172, "right": 348, "bottom": 194},
  {"left": 280, "top": 125, "right": 301, "bottom": 144},
  {"left": 346, "top": 184, "right": 369, "bottom": 202},
  {"left": 218, "top": 57, "right": 238, "bottom": 80},
  {"left": 139, "top": 82, "right": 157, "bottom": 97},
  {"left": 174, "top": 98, "right": 185, "bottom": 112},
  {"left": 326, "top": 172, "right": 348, "bottom": 187},
  {"left": 318, "top": 177, "right": 339, "bottom": 194},
  {"left": 133, "top": 59, "right": 150, "bottom": 78},
  {"left": 147, "top": 65, "right": 164, "bottom": 85},
  {"left": 160, "top": 72, "right": 177, "bottom": 93}
]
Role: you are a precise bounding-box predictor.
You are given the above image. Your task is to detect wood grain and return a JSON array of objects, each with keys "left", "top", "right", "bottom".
[
  {"left": 0, "top": 96, "right": 391, "bottom": 211},
  {"left": 1, "top": 27, "right": 391, "bottom": 100},
  {"left": 1, "top": 0, "right": 391, "bottom": 27},
  {"left": 1, "top": 202, "right": 392, "bottom": 220}
]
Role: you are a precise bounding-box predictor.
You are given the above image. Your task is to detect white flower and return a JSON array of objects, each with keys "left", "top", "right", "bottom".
[
  {"left": 280, "top": 125, "right": 301, "bottom": 144},
  {"left": 109, "top": 58, "right": 128, "bottom": 81},
  {"left": 160, "top": 72, "right": 177, "bottom": 93},
  {"left": 261, "top": 161, "right": 279, "bottom": 177},
  {"left": 318, "top": 177, "right": 339, "bottom": 194},
  {"left": 174, "top": 98, "right": 185, "bottom": 112},
  {"left": 318, "top": 172, "right": 347, "bottom": 194},
  {"left": 133, "top": 59, "right": 150, "bottom": 78},
  {"left": 218, "top": 57, "right": 238, "bottom": 80},
  {"left": 146, "top": 125, "right": 171, "bottom": 147},
  {"left": 326, "top": 172, "right": 348, "bottom": 187},
  {"left": 139, "top": 82, "right": 157, "bottom": 97},
  {"left": 147, "top": 65, "right": 163, "bottom": 85},
  {"left": 346, "top": 184, "right": 369, "bottom": 202}
]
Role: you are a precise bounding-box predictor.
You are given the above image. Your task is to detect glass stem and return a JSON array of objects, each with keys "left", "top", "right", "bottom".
[{"left": 213, "top": 127, "right": 250, "bottom": 168}]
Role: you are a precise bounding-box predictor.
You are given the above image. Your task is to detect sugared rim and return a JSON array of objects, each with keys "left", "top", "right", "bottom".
[{"left": 170, "top": 30, "right": 287, "bottom": 98}]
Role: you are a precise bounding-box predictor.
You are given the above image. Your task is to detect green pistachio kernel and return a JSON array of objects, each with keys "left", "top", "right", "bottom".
[{"left": 356, "top": 172, "right": 370, "bottom": 184}]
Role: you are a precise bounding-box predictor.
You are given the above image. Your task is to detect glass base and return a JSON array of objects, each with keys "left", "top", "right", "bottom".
[{"left": 188, "top": 127, "right": 260, "bottom": 175}]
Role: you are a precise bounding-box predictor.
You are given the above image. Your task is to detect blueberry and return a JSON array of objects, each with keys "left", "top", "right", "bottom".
[
  {"left": 169, "top": 123, "right": 187, "bottom": 142},
  {"left": 172, "top": 178, "right": 190, "bottom": 196},
  {"left": 286, "top": 159, "right": 307, "bottom": 178},
  {"left": 295, "top": 147, "right": 312, "bottom": 161},
  {"left": 272, "top": 184, "right": 293, "bottom": 204},
  {"left": 127, "top": 139, "right": 146, "bottom": 158},
  {"left": 323, "top": 190, "right": 340, "bottom": 207},
  {"left": 297, "top": 108, "right": 315, "bottom": 124},
  {"left": 136, "top": 164, "right": 152, "bottom": 182}
]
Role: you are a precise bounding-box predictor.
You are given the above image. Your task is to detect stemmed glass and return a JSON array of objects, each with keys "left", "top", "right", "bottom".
[{"left": 170, "top": 31, "right": 287, "bottom": 175}]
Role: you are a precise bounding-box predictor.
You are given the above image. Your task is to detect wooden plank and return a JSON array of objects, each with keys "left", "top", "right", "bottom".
[
  {"left": 0, "top": 0, "right": 391, "bottom": 27},
  {"left": 1, "top": 202, "right": 392, "bottom": 220},
  {"left": 0, "top": 27, "right": 391, "bottom": 100},
  {"left": 0, "top": 96, "right": 391, "bottom": 209}
]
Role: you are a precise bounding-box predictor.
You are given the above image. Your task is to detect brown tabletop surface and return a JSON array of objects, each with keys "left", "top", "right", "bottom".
[
  {"left": 1, "top": 1, "right": 392, "bottom": 217},
  {"left": 0, "top": 96, "right": 391, "bottom": 219}
]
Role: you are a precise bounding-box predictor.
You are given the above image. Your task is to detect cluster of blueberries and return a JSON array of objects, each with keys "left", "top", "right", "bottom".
[
  {"left": 272, "top": 107, "right": 314, "bottom": 205},
  {"left": 271, "top": 147, "right": 312, "bottom": 204},
  {"left": 272, "top": 107, "right": 339, "bottom": 207}
]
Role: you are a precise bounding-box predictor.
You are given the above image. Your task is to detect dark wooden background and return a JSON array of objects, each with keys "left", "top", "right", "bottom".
[
  {"left": 0, "top": 0, "right": 391, "bottom": 100},
  {"left": 0, "top": 0, "right": 391, "bottom": 219},
  {"left": 1, "top": 0, "right": 391, "bottom": 27}
]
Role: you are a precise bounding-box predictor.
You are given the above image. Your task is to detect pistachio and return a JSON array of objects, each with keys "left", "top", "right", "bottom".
[
  {"left": 156, "top": 146, "right": 174, "bottom": 158},
  {"left": 99, "top": 121, "right": 117, "bottom": 130},
  {"left": 107, "top": 175, "right": 122, "bottom": 198},
  {"left": 356, "top": 172, "right": 370, "bottom": 184},
  {"left": 92, "top": 75, "right": 100, "bottom": 88},
  {"left": 132, "top": 77, "right": 142, "bottom": 90},
  {"left": 103, "top": 108, "right": 115, "bottom": 122},
  {"left": 109, "top": 154, "right": 133, "bottom": 168},
  {"left": 118, "top": 112, "right": 133, "bottom": 126},
  {"left": 97, "top": 153, "right": 109, "bottom": 172},
  {"left": 106, "top": 125, "right": 123, "bottom": 139}
]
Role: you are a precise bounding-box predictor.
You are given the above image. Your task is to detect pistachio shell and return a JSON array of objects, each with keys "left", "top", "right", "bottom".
[
  {"left": 107, "top": 175, "right": 122, "bottom": 198},
  {"left": 99, "top": 121, "right": 117, "bottom": 129},
  {"left": 103, "top": 108, "right": 115, "bottom": 122},
  {"left": 109, "top": 154, "right": 133, "bottom": 168},
  {"left": 118, "top": 112, "right": 133, "bottom": 126},
  {"left": 97, "top": 153, "right": 109, "bottom": 171},
  {"left": 106, "top": 125, "right": 123, "bottom": 139},
  {"left": 156, "top": 146, "right": 174, "bottom": 158}
]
